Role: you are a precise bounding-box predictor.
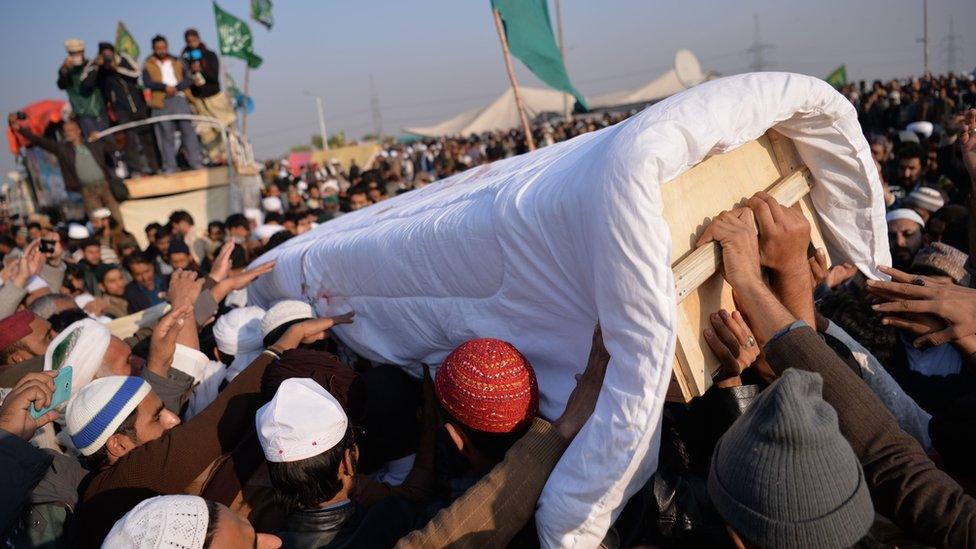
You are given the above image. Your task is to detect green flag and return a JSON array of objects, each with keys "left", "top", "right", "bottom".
[
  {"left": 825, "top": 65, "right": 847, "bottom": 88},
  {"left": 491, "top": 0, "right": 588, "bottom": 110},
  {"left": 213, "top": 2, "right": 263, "bottom": 69},
  {"left": 115, "top": 21, "right": 140, "bottom": 60},
  {"left": 251, "top": 0, "right": 274, "bottom": 30}
]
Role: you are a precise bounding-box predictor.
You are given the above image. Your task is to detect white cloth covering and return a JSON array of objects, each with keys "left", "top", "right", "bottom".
[{"left": 247, "top": 72, "right": 889, "bottom": 546}]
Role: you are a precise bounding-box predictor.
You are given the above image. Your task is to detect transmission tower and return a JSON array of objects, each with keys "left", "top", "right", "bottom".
[
  {"left": 745, "top": 13, "right": 774, "bottom": 72},
  {"left": 945, "top": 16, "right": 961, "bottom": 74},
  {"left": 369, "top": 74, "right": 383, "bottom": 141}
]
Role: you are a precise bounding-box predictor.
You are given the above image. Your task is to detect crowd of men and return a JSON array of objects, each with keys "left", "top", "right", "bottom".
[{"left": 0, "top": 67, "right": 976, "bottom": 549}]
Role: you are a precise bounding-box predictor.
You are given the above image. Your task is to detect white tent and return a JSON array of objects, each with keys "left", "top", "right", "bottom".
[
  {"left": 403, "top": 86, "right": 570, "bottom": 138},
  {"left": 587, "top": 69, "right": 688, "bottom": 109}
]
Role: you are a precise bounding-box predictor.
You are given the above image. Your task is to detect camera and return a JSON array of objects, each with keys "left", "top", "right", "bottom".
[
  {"left": 102, "top": 53, "right": 114, "bottom": 64},
  {"left": 185, "top": 49, "right": 203, "bottom": 62},
  {"left": 40, "top": 239, "right": 56, "bottom": 254},
  {"left": 15, "top": 112, "right": 26, "bottom": 120}
]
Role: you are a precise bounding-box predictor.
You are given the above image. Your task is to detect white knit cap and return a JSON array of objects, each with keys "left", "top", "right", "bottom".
[
  {"left": 256, "top": 378, "right": 348, "bottom": 462},
  {"left": 243, "top": 208, "right": 264, "bottom": 225},
  {"left": 906, "top": 187, "right": 944, "bottom": 213},
  {"left": 906, "top": 121, "right": 934, "bottom": 139},
  {"left": 68, "top": 223, "right": 90, "bottom": 240},
  {"left": 44, "top": 319, "right": 112, "bottom": 398},
  {"left": 322, "top": 179, "right": 340, "bottom": 193},
  {"left": 91, "top": 208, "right": 112, "bottom": 220},
  {"left": 885, "top": 208, "right": 925, "bottom": 228},
  {"left": 103, "top": 495, "right": 209, "bottom": 549},
  {"left": 262, "top": 196, "right": 283, "bottom": 213},
  {"left": 213, "top": 306, "right": 266, "bottom": 356},
  {"left": 253, "top": 224, "right": 285, "bottom": 242},
  {"left": 261, "top": 300, "right": 314, "bottom": 337},
  {"left": 67, "top": 376, "right": 150, "bottom": 456},
  {"left": 25, "top": 275, "right": 49, "bottom": 293}
]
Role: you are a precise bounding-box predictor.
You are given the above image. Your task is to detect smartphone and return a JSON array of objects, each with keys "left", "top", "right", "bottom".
[
  {"left": 39, "top": 239, "right": 56, "bottom": 254},
  {"left": 30, "top": 366, "right": 72, "bottom": 420}
]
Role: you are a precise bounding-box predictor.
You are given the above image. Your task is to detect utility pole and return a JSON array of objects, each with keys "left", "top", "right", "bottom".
[
  {"left": 369, "top": 74, "right": 383, "bottom": 143},
  {"left": 746, "top": 13, "right": 774, "bottom": 72},
  {"left": 304, "top": 91, "right": 328, "bottom": 151},
  {"left": 554, "top": 0, "right": 571, "bottom": 121},
  {"left": 917, "top": 0, "right": 930, "bottom": 74},
  {"left": 945, "top": 16, "right": 961, "bottom": 74}
]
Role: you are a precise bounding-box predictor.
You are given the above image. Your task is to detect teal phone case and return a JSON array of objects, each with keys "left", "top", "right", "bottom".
[{"left": 30, "top": 366, "right": 72, "bottom": 420}]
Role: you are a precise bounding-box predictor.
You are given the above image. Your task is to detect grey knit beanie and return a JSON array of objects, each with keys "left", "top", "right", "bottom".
[{"left": 707, "top": 369, "right": 874, "bottom": 548}]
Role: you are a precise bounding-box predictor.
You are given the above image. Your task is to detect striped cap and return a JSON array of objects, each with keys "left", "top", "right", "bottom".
[
  {"left": 67, "top": 376, "right": 150, "bottom": 456},
  {"left": 435, "top": 338, "right": 538, "bottom": 434}
]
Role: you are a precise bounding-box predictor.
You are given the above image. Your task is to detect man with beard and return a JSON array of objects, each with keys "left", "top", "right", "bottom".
[{"left": 887, "top": 208, "right": 925, "bottom": 269}]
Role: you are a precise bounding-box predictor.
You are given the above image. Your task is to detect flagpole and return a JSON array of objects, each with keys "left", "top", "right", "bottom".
[
  {"left": 492, "top": 8, "right": 535, "bottom": 151},
  {"left": 241, "top": 64, "right": 250, "bottom": 138},
  {"left": 554, "top": 0, "right": 571, "bottom": 121}
]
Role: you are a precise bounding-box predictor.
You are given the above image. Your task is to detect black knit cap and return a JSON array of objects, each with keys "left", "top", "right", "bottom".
[{"left": 708, "top": 369, "right": 874, "bottom": 548}]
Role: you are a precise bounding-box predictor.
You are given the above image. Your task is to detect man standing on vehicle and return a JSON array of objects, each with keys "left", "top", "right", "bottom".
[
  {"left": 57, "top": 39, "right": 109, "bottom": 137},
  {"left": 142, "top": 35, "right": 204, "bottom": 174},
  {"left": 181, "top": 29, "right": 236, "bottom": 164}
]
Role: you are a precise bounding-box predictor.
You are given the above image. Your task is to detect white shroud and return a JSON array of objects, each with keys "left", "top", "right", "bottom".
[{"left": 248, "top": 72, "right": 888, "bottom": 547}]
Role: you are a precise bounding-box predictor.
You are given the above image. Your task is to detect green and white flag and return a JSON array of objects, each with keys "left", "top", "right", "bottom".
[
  {"left": 491, "top": 0, "right": 587, "bottom": 110},
  {"left": 115, "top": 21, "right": 140, "bottom": 60},
  {"left": 825, "top": 65, "right": 847, "bottom": 88},
  {"left": 214, "top": 1, "right": 263, "bottom": 69},
  {"left": 251, "top": 0, "right": 274, "bottom": 30}
]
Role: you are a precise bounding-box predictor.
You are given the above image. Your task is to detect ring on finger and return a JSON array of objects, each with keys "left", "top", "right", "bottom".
[
  {"left": 912, "top": 277, "right": 926, "bottom": 286},
  {"left": 745, "top": 335, "right": 756, "bottom": 348}
]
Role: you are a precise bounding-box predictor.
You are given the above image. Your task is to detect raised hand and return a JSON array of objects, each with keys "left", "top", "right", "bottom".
[
  {"left": 208, "top": 241, "right": 235, "bottom": 282},
  {"left": 703, "top": 309, "right": 760, "bottom": 388},
  {"left": 211, "top": 260, "right": 276, "bottom": 303},
  {"left": 147, "top": 304, "right": 193, "bottom": 376},
  {"left": 747, "top": 192, "right": 811, "bottom": 276},
  {"left": 959, "top": 108, "right": 976, "bottom": 181},
  {"left": 867, "top": 274, "right": 976, "bottom": 347},
  {"left": 696, "top": 207, "right": 763, "bottom": 291},
  {"left": 274, "top": 311, "right": 356, "bottom": 351},
  {"left": 166, "top": 269, "right": 203, "bottom": 308},
  {"left": 552, "top": 324, "right": 610, "bottom": 442},
  {"left": 0, "top": 371, "right": 59, "bottom": 440}
]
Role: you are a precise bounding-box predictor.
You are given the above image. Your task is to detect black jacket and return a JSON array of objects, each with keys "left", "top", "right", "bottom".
[
  {"left": 94, "top": 53, "right": 149, "bottom": 118},
  {"left": 14, "top": 127, "right": 120, "bottom": 192},
  {"left": 180, "top": 45, "right": 221, "bottom": 99}
]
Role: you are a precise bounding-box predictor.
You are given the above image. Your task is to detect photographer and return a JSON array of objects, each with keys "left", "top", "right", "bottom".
[
  {"left": 181, "top": 29, "right": 235, "bottom": 164},
  {"left": 56, "top": 38, "right": 108, "bottom": 137},
  {"left": 92, "top": 42, "right": 161, "bottom": 176}
]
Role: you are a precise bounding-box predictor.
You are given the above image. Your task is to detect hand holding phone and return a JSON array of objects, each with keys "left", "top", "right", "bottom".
[{"left": 30, "top": 366, "right": 72, "bottom": 420}]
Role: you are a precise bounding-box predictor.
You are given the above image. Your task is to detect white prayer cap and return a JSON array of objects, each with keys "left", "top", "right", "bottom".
[
  {"left": 262, "top": 196, "right": 283, "bottom": 213},
  {"left": 103, "top": 495, "right": 209, "bottom": 549},
  {"left": 68, "top": 223, "right": 90, "bottom": 240},
  {"left": 256, "top": 378, "right": 348, "bottom": 462},
  {"left": 91, "top": 208, "right": 112, "bottom": 220},
  {"left": 253, "top": 224, "right": 285, "bottom": 242},
  {"left": 905, "top": 187, "right": 944, "bottom": 213},
  {"left": 885, "top": 208, "right": 925, "bottom": 228},
  {"left": 243, "top": 208, "right": 263, "bottom": 225},
  {"left": 213, "top": 306, "right": 266, "bottom": 357},
  {"left": 25, "top": 275, "right": 49, "bottom": 293},
  {"left": 67, "top": 376, "right": 150, "bottom": 456},
  {"left": 44, "top": 318, "right": 112, "bottom": 398},
  {"left": 906, "top": 121, "right": 934, "bottom": 140},
  {"left": 262, "top": 300, "right": 314, "bottom": 338},
  {"left": 322, "top": 179, "right": 340, "bottom": 193}
]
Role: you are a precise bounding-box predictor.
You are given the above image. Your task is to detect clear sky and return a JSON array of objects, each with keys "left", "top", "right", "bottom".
[{"left": 1, "top": 0, "right": 973, "bottom": 178}]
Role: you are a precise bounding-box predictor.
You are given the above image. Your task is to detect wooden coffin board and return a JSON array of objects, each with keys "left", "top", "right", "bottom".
[
  {"left": 665, "top": 131, "right": 830, "bottom": 402},
  {"left": 124, "top": 167, "right": 229, "bottom": 199}
]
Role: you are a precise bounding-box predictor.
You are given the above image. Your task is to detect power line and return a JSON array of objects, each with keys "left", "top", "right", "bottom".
[{"left": 745, "top": 13, "right": 774, "bottom": 72}]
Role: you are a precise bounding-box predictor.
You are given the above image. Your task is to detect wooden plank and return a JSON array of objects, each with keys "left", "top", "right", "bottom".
[
  {"left": 125, "top": 167, "right": 229, "bottom": 199},
  {"left": 664, "top": 131, "right": 825, "bottom": 402},
  {"left": 672, "top": 167, "right": 813, "bottom": 302}
]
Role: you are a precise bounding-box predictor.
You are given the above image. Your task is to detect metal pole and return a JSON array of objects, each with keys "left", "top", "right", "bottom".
[
  {"left": 241, "top": 65, "right": 251, "bottom": 137},
  {"left": 492, "top": 8, "right": 536, "bottom": 151},
  {"left": 923, "top": 0, "right": 929, "bottom": 75},
  {"left": 315, "top": 95, "right": 329, "bottom": 151},
  {"left": 555, "top": 0, "right": 571, "bottom": 121}
]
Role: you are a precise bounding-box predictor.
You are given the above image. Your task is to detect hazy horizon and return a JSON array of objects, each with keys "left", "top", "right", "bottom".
[{"left": 1, "top": 0, "right": 973, "bottom": 178}]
